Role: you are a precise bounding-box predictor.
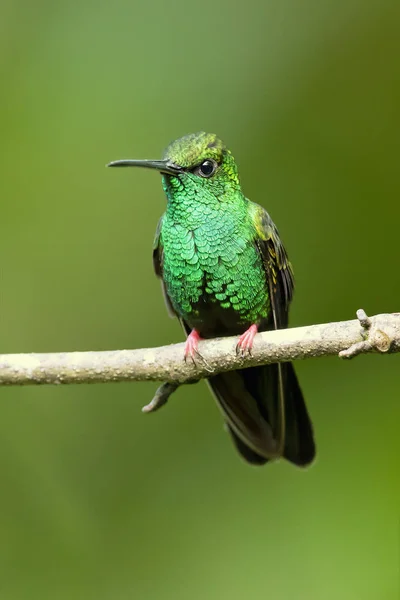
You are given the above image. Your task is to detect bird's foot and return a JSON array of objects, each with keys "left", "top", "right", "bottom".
[
  {"left": 184, "top": 329, "right": 203, "bottom": 364},
  {"left": 236, "top": 324, "right": 258, "bottom": 356}
]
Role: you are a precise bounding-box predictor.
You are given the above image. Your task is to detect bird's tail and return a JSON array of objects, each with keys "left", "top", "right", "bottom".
[{"left": 207, "top": 362, "right": 315, "bottom": 466}]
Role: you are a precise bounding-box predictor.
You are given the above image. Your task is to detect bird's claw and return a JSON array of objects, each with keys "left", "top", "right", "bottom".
[
  {"left": 184, "top": 329, "right": 202, "bottom": 364},
  {"left": 184, "top": 348, "right": 203, "bottom": 365},
  {"left": 184, "top": 329, "right": 214, "bottom": 372},
  {"left": 236, "top": 324, "right": 258, "bottom": 357}
]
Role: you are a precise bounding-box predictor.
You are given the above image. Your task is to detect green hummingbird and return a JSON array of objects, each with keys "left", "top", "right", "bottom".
[{"left": 108, "top": 132, "right": 315, "bottom": 467}]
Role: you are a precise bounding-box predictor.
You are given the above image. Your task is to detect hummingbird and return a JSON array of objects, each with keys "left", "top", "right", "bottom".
[{"left": 108, "top": 132, "right": 315, "bottom": 467}]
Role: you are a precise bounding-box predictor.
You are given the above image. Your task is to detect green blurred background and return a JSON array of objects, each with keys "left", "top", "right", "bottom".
[{"left": 1, "top": 1, "right": 399, "bottom": 598}]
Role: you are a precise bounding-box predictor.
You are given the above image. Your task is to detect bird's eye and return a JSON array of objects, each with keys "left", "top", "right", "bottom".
[{"left": 196, "top": 159, "right": 217, "bottom": 178}]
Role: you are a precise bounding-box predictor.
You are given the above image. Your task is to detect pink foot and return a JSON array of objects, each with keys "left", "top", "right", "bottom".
[
  {"left": 236, "top": 324, "right": 258, "bottom": 356},
  {"left": 184, "top": 329, "right": 203, "bottom": 362}
]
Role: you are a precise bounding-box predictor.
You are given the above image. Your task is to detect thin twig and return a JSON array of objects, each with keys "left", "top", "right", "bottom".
[{"left": 0, "top": 311, "right": 399, "bottom": 387}]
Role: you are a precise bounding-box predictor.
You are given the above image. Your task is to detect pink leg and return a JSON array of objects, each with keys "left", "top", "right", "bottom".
[
  {"left": 236, "top": 324, "right": 258, "bottom": 356},
  {"left": 184, "top": 329, "right": 203, "bottom": 362}
]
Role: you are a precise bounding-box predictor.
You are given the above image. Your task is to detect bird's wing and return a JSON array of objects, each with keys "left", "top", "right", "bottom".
[
  {"left": 250, "top": 202, "right": 295, "bottom": 330},
  {"left": 152, "top": 215, "right": 177, "bottom": 318}
]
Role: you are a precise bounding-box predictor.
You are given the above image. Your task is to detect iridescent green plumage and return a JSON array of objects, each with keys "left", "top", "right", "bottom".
[{"left": 109, "top": 132, "right": 315, "bottom": 467}]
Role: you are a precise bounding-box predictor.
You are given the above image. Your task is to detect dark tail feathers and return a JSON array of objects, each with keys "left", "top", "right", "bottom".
[{"left": 208, "top": 362, "right": 315, "bottom": 467}]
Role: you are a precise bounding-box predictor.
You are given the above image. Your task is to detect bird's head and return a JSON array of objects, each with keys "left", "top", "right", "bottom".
[{"left": 107, "top": 132, "right": 241, "bottom": 199}]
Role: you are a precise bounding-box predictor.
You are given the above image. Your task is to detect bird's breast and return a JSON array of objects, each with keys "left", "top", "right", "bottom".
[{"left": 161, "top": 216, "right": 270, "bottom": 335}]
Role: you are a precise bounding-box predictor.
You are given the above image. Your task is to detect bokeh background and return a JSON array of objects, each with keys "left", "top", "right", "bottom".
[{"left": 1, "top": 1, "right": 399, "bottom": 598}]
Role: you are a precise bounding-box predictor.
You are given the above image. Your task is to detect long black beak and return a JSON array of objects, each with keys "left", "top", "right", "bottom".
[{"left": 107, "top": 158, "right": 182, "bottom": 175}]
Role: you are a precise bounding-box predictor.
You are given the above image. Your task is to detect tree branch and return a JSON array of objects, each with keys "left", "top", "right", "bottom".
[{"left": 0, "top": 311, "right": 399, "bottom": 391}]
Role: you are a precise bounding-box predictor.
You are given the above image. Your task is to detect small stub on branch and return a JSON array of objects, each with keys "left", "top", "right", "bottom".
[
  {"left": 142, "top": 382, "right": 180, "bottom": 413},
  {"left": 356, "top": 308, "right": 372, "bottom": 330},
  {"left": 339, "top": 309, "right": 393, "bottom": 359}
]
